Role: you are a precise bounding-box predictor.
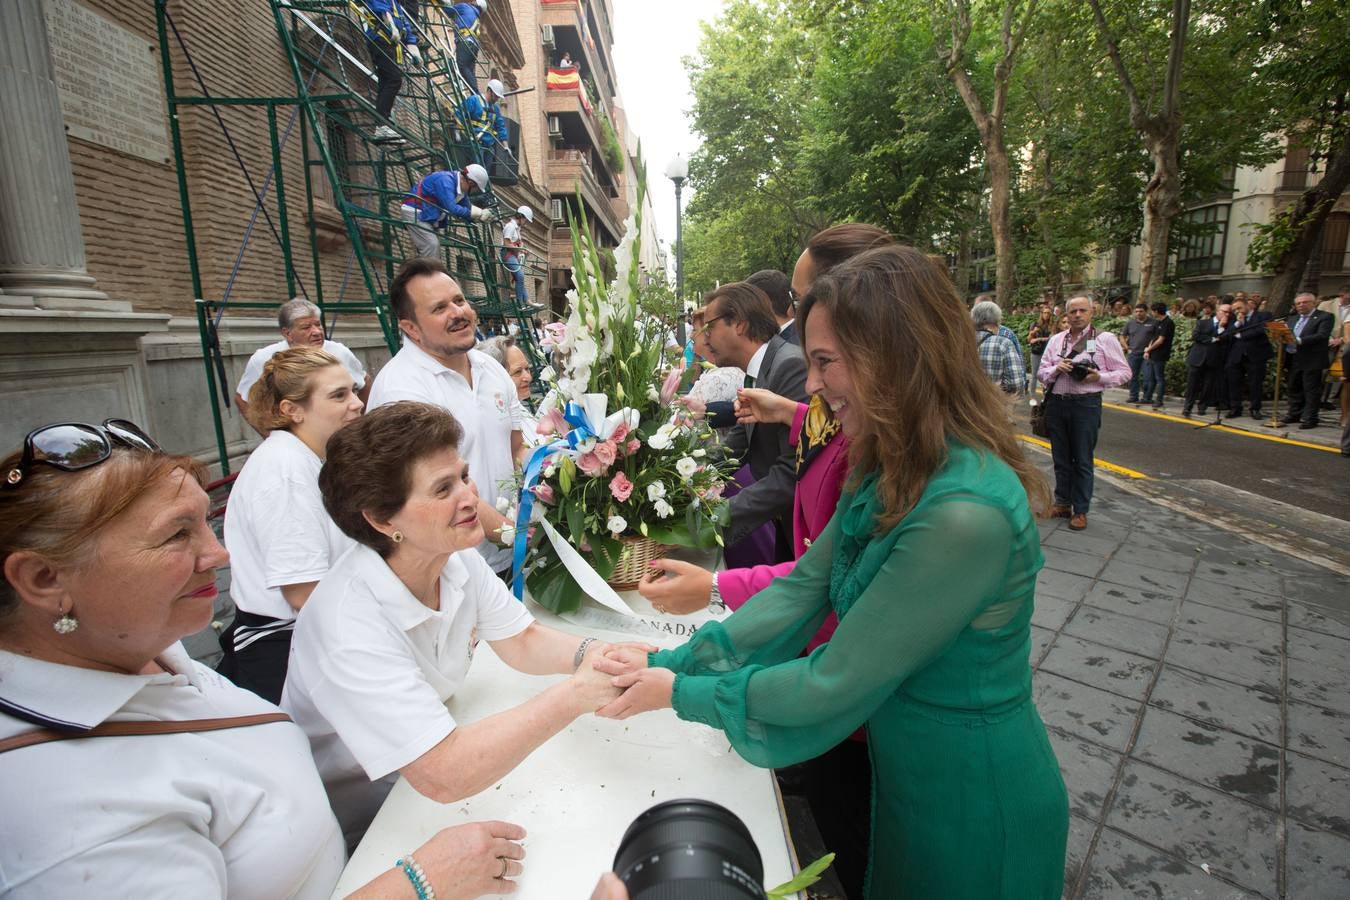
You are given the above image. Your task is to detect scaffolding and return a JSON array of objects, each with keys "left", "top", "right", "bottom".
[{"left": 156, "top": 0, "right": 547, "bottom": 474}]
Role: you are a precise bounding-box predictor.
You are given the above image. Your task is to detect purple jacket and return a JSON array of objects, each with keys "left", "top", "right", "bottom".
[{"left": 717, "top": 402, "right": 850, "bottom": 651}]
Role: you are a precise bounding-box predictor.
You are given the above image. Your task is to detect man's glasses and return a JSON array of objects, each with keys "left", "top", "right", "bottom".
[
  {"left": 5, "top": 419, "right": 161, "bottom": 487},
  {"left": 696, "top": 315, "right": 727, "bottom": 336}
]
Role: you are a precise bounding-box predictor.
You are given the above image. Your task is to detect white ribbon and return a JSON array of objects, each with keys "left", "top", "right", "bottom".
[{"left": 538, "top": 518, "right": 637, "bottom": 617}]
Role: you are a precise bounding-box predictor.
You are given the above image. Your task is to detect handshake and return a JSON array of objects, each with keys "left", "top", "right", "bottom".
[{"left": 569, "top": 639, "right": 675, "bottom": 721}]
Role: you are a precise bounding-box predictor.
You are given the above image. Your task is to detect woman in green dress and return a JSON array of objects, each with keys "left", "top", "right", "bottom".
[{"left": 595, "top": 244, "right": 1069, "bottom": 898}]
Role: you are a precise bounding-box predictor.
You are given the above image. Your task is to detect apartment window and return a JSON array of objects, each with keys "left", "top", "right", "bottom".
[
  {"left": 1322, "top": 212, "right": 1350, "bottom": 273},
  {"left": 1175, "top": 204, "right": 1229, "bottom": 277},
  {"left": 1281, "top": 142, "right": 1310, "bottom": 191},
  {"left": 1112, "top": 244, "right": 1130, "bottom": 284}
]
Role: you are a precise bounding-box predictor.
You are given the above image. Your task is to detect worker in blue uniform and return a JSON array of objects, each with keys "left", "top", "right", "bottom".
[
  {"left": 354, "top": 0, "right": 422, "bottom": 142},
  {"left": 398, "top": 163, "right": 491, "bottom": 258},
  {"left": 447, "top": 0, "right": 487, "bottom": 94}
]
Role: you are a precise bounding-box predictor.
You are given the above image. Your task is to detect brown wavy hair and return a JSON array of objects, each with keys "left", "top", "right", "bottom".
[
  {"left": 799, "top": 245, "right": 1049, "bottom": 528},
  {"left": 805, "top": 223, "right": 895, "bottom": 273},
  {"left": 246, "top": 346, "right": 342, "bottom": 435}
]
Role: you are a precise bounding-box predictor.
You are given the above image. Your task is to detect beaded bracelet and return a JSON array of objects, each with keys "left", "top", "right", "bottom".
[
  {"left": 395, "top": 853, "right": 437, "bottom": 900},
  {"left": 573, "top": 636, "right": 597, "bottom": 670}
]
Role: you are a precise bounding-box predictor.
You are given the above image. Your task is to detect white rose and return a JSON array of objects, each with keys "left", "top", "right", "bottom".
[
  {"left": 606, "top": 515, "right": 628, "bottom": 535},
  {"left": 654, "top": 498, "right": 675, "bottom": 519},
  {"left": 647, "top": 431, "right": 673, "bottom": 450},
  {"left": 692, "top": 449, "right": 707, "bottom": 458},
  {"left": 498, "top": 526, "right": 517, "bottom": 545},
  {"left": 647, "top": 482, "right": 666, "bottom": 502},
  {"left": 495, "top": 497, "right": 512, "bottom": 513},
  {"left": 675, "top": 456, "right": 698, "bottom": 480}
]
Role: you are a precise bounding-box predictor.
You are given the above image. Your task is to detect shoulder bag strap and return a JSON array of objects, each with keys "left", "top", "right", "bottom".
[{"left": 0, "top": 712, "right": 291, "bottom": 755}]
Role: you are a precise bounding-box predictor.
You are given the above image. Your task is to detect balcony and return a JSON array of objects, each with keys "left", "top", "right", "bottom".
[
  {"left": 545, "top": 89, "right": 621, "bottom": 191},
  {"left": 541, "top": 1, "right": 615, "bottom": 105},
  {"left": 1276, "top": 167, "right": 1321, "bottom": 193},
  {"left": 547, "top": 149, "right": 621, "bottom": 243}
]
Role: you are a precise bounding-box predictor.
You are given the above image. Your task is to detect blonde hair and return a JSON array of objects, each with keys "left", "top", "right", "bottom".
[
  {"left": 800, "top": 245, "right": 1049, "bottom": 528},
  {"left": 0, "top": 448, "right": 204, "bottom": 624},
  {"left": 245, "top": 346, "right": 342, "bottom": 435}
]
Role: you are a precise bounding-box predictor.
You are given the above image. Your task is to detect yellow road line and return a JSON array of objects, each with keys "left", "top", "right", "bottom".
[
  {"left": 1102, "top": 401, "right": 1342, "bottom": 454},
  {"left": 1018, "top": 435, "right": 1151, "bottom": 479}
]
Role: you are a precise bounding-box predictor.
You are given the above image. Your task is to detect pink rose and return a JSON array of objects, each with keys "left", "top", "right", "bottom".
[
  {"left": 626, "top": 438, "right": 641, "bottom": 455},
  {"left": 594, "top": 440, "right": 617, "bottom": 467},
  {"left": 609, "top": 422, "right": 630, "bottom": 444},
  {"left": 536, "top": 406, "right": 569, "bottom": 437},
  {"left": 576, "top": 450, "right": 607, "bottom": 477},
  {"left": 531, "top": 483, "right": 556, "bottom": 505},
  {"left": 608, "top": 471, "right": 634, "bottom": 502}
]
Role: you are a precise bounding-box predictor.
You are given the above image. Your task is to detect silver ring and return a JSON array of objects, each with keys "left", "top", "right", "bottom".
[{"left": 497, "top": 856, "right": 509, "bottom": 879}]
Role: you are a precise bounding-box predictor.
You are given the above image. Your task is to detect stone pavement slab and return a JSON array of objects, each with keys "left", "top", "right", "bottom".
[{"left": 1031, "top": 469, "right": 1350, "bottom": 898}]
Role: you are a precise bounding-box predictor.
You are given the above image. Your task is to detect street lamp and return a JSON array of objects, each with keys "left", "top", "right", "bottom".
[{"left": 665, "top": 153, "right": 688, "bottom": 344}]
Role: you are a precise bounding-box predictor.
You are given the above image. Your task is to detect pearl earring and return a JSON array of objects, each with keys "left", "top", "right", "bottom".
[
  {"left": 53, "top": 612, "right": 79, "bottom": 634},
  {"left": 391, "top": 531, "right": 404, "bottom": 543}
]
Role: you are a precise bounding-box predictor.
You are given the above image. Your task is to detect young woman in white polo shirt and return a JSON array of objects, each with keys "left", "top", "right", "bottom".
[
  {"left": 220, "top": 347, "right": 364, "bottom": 703},
  {"left": 283, "top": 402, "right": 645, "bottom": 846},
  {"left": 0, "top": 420, "right": 528, "bottom": 898}
]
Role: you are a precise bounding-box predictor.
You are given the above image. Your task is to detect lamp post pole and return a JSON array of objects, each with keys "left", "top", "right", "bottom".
[{"left": 666, "top": 154, "right": 689, "bottom": 345}]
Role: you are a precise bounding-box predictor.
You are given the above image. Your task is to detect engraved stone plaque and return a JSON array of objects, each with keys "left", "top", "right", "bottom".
[{"left": 43, "top": 0, "right": 171, "bottom": 164}]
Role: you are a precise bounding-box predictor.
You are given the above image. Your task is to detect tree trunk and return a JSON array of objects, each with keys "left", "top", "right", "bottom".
[
  {"left": 1267, "top": 125, "right": 1350, "bottom": 317},
  {"left": 1137, "top": 137, "right": 1183, "bottom": 305},
  {"left": 1036, "top": 142, "right": 1063, "bottom": 296},
  {"left": 1299, "top": 228, "right": 1324, "bottom": 294},
  {"left": 956, "top": 225, "right": 973, "bottom": 297},
  {"left": 986, "top": 136, "right": 1017, "bottom": 306}
]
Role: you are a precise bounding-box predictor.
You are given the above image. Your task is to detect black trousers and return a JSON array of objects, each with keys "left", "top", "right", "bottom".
[
  {"left": 1184, "top": 364, "right": 1219, "bottom": 412},
  {"left": 456, "top": 39, "right": 480, "bottom": 94},
  {"left": 1226, "top": 358, "right": 1268, "bottom": 414},
  {"left": 1045, "top": 392, "right": 1103, "bottom": 515},
  {"left": 778, "top": 738, "right": 872, "bottom": 900},
  {"left": 1285, "top": 365, "right": 1326, "bottom": 425},
  {"left": 366, "top": 36, "right": 404, "bottom": 119},
  {"left": 217, "top": 615, "right": 293, "bottom": 705}
]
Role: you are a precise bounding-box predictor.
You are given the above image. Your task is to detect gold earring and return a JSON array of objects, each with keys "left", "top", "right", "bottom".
[{"left": 391, "top": 531, "right": 404, "bottom": 543}]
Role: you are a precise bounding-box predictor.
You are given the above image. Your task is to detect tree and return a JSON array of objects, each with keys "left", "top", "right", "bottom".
[
  {"left": 1084, "top": 0, "right": 1190, "bottom": 306},
  {"left": 934, "top": 0, "right": 1039, "bottom": 306}
]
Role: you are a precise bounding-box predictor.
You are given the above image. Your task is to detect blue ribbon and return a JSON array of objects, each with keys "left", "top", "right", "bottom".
[{"left": 509, "top": 402, "right": 598, "bottom": 600}]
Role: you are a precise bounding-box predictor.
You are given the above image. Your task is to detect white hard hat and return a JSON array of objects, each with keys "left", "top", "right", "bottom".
[
  {"left": 486, "top": 79, "right": 505, "bottom": 100},
  {"left": 516, "top": 205, "right": 533, "bottom": 223},
  {"left": 476, "top": 0, "right": 486, "bottom": 9},
  {"left": 465, "top": 163, "right": 489, "bottom": 193}
]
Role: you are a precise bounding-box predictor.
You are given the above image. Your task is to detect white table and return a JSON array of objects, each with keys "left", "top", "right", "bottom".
[{"left": 332, "top": 558, "right": 801, "bottom": 898}]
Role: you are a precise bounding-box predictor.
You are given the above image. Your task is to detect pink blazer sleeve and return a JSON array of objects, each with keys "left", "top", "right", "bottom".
[{"left": 716, "top": 560, "right": 797, "bottom": 609}]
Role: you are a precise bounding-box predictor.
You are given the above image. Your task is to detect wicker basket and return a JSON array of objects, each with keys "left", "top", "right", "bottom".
[{"left": 605, "top": 535, "right": 674, "bottom": 590}]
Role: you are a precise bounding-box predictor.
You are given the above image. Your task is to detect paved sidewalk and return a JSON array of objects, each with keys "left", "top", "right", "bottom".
[
  {"left": 1094, "top": 385, "right": 1346, "bottom": 451},
  {"left": 1035, "top": 475, "right": 1350, "bottom": 899}
]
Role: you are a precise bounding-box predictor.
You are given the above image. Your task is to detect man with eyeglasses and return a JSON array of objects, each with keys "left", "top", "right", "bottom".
[{"left": 698, "top": 282, "right": 808, "bottom": 562}]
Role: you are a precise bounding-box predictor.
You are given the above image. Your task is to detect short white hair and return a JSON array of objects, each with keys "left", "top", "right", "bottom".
[
  {"left": 477, "top": 335, "right": 515, "bottom": 366},
  {"left": 971, "top": 300, "right": 1002, "bottom": 327},
  {"left": 278, "top": 298, "right": 321, "bottom": 329}
]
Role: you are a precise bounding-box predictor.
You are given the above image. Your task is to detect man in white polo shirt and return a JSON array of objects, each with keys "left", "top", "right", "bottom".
[
  {"left": 235, "top": 298, "right": 369, "bottom": 433},
  {"left": 367, "top": 257, "right": 524, "bottom": 576}
]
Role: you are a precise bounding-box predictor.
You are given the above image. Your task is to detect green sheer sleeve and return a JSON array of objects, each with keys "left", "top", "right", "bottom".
[
  {"left": 658, "top": 497, "right": 1016, "bottom": 768},
  {"left": 650, "top": 509, "right": 841, "bottom": 678}
]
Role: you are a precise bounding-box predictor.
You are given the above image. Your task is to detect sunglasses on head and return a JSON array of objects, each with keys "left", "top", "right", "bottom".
[{"left": 5, "top": 419, "right": 161, "bottom": 487}]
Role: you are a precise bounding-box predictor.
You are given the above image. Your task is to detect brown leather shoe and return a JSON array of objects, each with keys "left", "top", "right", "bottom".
[
  {"left": 1069, "top": 513, "right": 1088, "bottom": 531},
  {"left": 1049, "top": 504, "right": 1071, "bottom": 519}
]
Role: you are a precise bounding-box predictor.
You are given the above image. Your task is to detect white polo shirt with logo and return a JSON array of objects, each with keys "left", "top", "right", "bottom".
[
  {"left": 282, "top": 544, "right": 534, "bottom": 844},
  {"left": 236, "top": 338, "right": 367, "bottom": 400},
  {"left": 368, "top": 342, "right": 525, "bottom": 572}
]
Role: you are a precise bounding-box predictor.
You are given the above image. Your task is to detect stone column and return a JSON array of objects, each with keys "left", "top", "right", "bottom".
[{"left": 0, "top": 0, "right": 116, "bottom": 309}]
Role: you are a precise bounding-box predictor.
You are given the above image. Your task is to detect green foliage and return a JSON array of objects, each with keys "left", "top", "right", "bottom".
[
  {"left": 766, "top": 853, "right": 837, "bottom": 899},
  {"left": 598, "top": 110, "right": 626, "bottom": 175},
  {"left": 1245, "top": 198, "right": 1331, "bottom": 274}
]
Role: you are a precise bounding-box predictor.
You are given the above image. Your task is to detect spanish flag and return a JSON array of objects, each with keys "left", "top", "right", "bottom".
[{"left": 546, "top": 67, "right": 593, "bottom": 115}]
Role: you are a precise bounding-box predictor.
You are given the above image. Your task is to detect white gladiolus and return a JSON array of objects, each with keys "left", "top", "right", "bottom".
[
  {"left": 606, "top": 515, "right": 627, "bottom": 535},
  {"left": 676, "top": 456, "right": 698, "bottom": 480},
  {"left": 647, "top": 482, "right": 666, "bottom": 502}
]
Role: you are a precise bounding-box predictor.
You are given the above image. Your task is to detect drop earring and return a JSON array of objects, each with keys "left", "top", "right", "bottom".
[{"left": 53, "top": 611, "right": 79, "bottom": 634}]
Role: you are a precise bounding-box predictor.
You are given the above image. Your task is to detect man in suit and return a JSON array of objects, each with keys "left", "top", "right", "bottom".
[
  {"left": 1225, "top": 296, "right": 1273, "bottom": 418},
  {"left": 1280, "top": 291, "right": 1336, "bottom": 429},
  {"left": 1183, "top": 306, "right": 1221, "bottom": 418},
  {"left": 746, "top": 269, "right": 798, "bottom": 345},
  {"left": 698, "top": 282, "right": 808, "bottom": 560}
]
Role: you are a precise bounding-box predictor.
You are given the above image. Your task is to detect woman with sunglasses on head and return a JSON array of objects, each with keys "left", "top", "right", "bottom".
[
  {"left": 0, "top": 420, "right": 525, "bottom": 898},
  {"left": 599, "top": 245, "right": 1069, "bottom": 899},
  {"left": 219, "top": 347, "right": 364, "bottom": 703}
]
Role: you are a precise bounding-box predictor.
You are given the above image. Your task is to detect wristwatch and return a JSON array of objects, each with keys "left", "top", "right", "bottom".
[{"left": 708, "top": 573, "right": 727, "bottom": 615}]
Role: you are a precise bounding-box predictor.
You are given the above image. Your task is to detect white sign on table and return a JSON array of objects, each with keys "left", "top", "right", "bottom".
[{"left": 333, "top": 563, "right": 801, "bottom": 899}]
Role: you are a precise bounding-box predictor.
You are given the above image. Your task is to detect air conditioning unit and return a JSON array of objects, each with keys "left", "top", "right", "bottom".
[
  {"left": 550, "top": 199, "right": 565, "bottom": 223},
  {"left": 541, "top": 24, "right": 555, "bottom": 49},
  {"left": 548, "top": 115, "right": 562, "bottom": 138}
]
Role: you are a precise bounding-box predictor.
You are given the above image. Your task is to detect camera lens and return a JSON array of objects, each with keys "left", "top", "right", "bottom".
[{"left": 613, "top": 799, "right": 765, "bottom": 900}]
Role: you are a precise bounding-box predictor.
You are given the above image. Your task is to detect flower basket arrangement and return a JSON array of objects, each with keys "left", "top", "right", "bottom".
[{"left": 508, "top": 174, "right": 734, "bottom": 614}]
